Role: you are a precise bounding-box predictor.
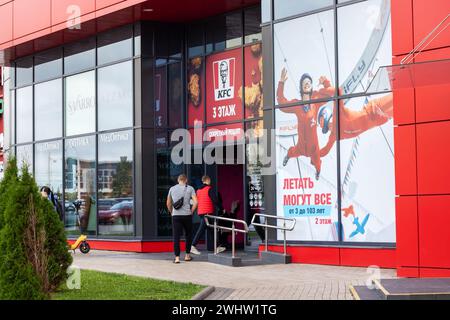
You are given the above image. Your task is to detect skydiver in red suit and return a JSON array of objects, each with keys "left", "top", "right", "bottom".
[
  {"left": 318, "top": 93, "right": 393, "bottom": 157},
  {"left": 277, "top": 67, "right": 334, "bottom": 180}
]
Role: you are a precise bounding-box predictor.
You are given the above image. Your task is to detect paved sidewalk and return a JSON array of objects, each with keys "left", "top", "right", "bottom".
[{"left": 72, "top": 250, "right": 397, "bottom": 300}]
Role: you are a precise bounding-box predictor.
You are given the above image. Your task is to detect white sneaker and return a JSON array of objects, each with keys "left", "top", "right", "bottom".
[
  {"left": 216, "top": 246, "right": 226, "bottom": 254},
  {"left": 190, "top": 245, "right": 201, "bottom": 255}
]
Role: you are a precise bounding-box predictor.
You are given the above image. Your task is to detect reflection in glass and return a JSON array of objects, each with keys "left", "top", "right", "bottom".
[
  {"left": 35, "top": 141, "right": 63, "bottom": 198},
  {"left": 188, "top": 24, "right": 204, "bottom": 58},
  {"left": 261, "top": 0, "right": 271, "bottom": 23},
  {"left": 64, "top": 136, "right": 96, "bottom": 236},
  {"left": 16, "top": 57, "right": 33, "bottom": 87},
  {"left": 35, "top": 79, "right": 62, "bottom": 140},
  {"left": 34, "top": 48, "right": 62, "bottom": 82},
  {"left": 98, "top": 61, "right": 133, "bottom": 131},
  {"left": 64, "top": 37, "right": 96, "bottom": 74},
  {"left": 274, "top": 0, "right": 333, "bottom": 20},
  {"left": 206, "top": 12, "right": 242, "bottom": 52},
  {"left": 65, "top": 71, "right": 96, "bottom": 136},
  {"left": 16, "top": 86, "right": 33, "bottom": 143},
  {"left": 338, "top": 0, "right": 391, "bottom": 95},
  {"left": 274, "top": 10, "right": 335, "bottom": 105},
  {"left": 97, "top": 25, "right": 133, "bottom": 66},
  {"left": 168, "top": 62, "right": 183, "bottom": 128},
  {"left": 245, "top": 6, "right": 262, "bottom": 44},
  {"left": 16, "top": 144, "right": 33, "bottom": 174},
  {"left": 98, "top": 130, "right": 134, "bottom": 236}
]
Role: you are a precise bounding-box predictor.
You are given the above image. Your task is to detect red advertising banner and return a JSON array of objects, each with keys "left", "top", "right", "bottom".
[
  {"left": 243, "top": 43, "right": 263, "bottom": 119},
  {"left": 187, "top": 57, "right": 204, "bottom": 128},
  {"left": 204, "top": 123, "right": 244, "bottom": 143},
  {"left": 206, "top": 48, "right": 243, "bottom": 124}
]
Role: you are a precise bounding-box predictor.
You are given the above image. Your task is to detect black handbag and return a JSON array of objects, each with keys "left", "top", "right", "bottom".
[{"left": 172, "top": 186, "right": 187, "bottom": 210}]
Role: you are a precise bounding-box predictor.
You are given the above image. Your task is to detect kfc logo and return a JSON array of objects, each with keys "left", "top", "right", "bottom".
[{"left": 213, "top": 58, "right": 235, "bottom": 101}]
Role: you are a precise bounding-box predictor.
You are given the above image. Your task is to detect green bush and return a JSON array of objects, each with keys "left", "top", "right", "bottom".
[
  {"left": 0, "top": 157, "right": 19, "bottom": 231},
  {"left": 0, "top": 162, "right": 72, "bottom": 299}
]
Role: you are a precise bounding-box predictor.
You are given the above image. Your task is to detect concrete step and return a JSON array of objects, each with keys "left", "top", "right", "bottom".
[
  {"left": 373, "top": 278, "right": 450, "bottom": 300},
  {"left": 349, "top": 285, "right": 384, "bottom": 300}
]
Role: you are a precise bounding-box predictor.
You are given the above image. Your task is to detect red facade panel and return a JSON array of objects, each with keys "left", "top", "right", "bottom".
[
  {"left": 0, "top": 2, "right": 13, "bottom": 45},
  {"left": 413, "top": 0, "right": 450, "bottom": 51},
  {"left": 263, "top": 245, "right": 341, "bottom": 265},
  {"left": 340, "top": 248, "right": 396, "bottom": 268},
  {"left": 418, "top": 195, "right": 450, "bottom": 269},
  {"left": 397, "top": 266, "right": 420, "bottom": 278},
  {"left": 419, "top": 268, "right": 450, "bottom": 278},
  {"left": 393, "top": 88, "right": 415, "bottom": 126},
  {"left": 52, "top": 0, "right": 96, "bottom": 25},
  {"left": 394, "top": 125, "right": 417, "bottom": 195},
  {"left": 391, "top": 0, "right": 414, "bottom": 56},
  {"left": 13, "top": 0, "right": 51, "bottom": 39},
  {"left": 416, "top": 121, "right": 450, "bottom": 195},
  {"left": 395, "top": 196, "right": 418, "bottom": 268},
  {"left": 415, "top": 84, "right": 450, "bottom": 123}
]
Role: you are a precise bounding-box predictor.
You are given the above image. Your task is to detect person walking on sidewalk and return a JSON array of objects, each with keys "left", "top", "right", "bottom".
[
  {"left": 191, "top": 175, "right": 225, "bottom": 255},
  {"left": 167, "top": 174, "right": 198, "bottom": 264}
]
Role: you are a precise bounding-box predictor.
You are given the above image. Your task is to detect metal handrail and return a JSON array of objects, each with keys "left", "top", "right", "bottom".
[
  {"left": 401, "top": 13, "right": 450, "bottom": 65},
  {"left": 251, "top": 214, "right": 296, "bottom": 256},
  {"left": 204, "top": 215, "right": 249, "bottom": 259}
]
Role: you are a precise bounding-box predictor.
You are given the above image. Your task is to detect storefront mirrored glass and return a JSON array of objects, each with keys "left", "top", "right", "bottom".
[
  {"left": 16, "top": 144, "right": 33, "bottom": 174},
  {"left": 97, "top": 25, "right": 133, "bottom": 66},
  {"left": 98, "top": 130, "right": 134, "bottom": 236},
  {"left": 15, "top": 56, "right": 33, "bottom": 87},
  {"left": 274, "top": 0, "right": 333, "bottom": 20},
  {"left": 98, "top": 61, "right": 133, "bottom": 131},
  {"left": 245, "top": 6, "right": 262, "bottom": 44},
  {"left": 64, "top": 37, "right": 96, "bottom": 75},
  {"left": 35, "top": 141, "right": 63, "bottom": 198},
  {"left": 64, "top": 135, "right": 97, "bottom": 236},
  {"left": 65, "top": 71, "right": 96, "bottom": 136},
  {"left": 16, "top": 86, "right": 33, "bottom": 143},
  {"left": 35, "top": 79, "right": 62, "bottom": 141},
  {"left": 34, "top": 48, "right": 62, "bottom": 83}
]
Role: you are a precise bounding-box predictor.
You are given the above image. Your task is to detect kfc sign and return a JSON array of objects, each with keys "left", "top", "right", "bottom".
[
  {"left": 213, "top": 58, "right": 235, "bottom": 101},
  {"left": 206, "top": 48, "right": 243, "bottom": 124}
]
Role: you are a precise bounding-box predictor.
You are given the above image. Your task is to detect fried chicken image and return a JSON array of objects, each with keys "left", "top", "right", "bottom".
[
  {"left": 250, "top": 43, "right": 262, "bottom": 57},
  {"left": 188, "top": 73, "right": 201, "bottom": 107},
  {"left": 239, "top": 82, "right": 263, "bottom": 118},
  {"left": 191, "top": 57, "right": 202, "bottom": 70}
]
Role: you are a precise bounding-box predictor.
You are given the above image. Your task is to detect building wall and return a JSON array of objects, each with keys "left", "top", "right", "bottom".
[
  {"left": 392, "top": 0, "right": 450, "bottom": 278},
  {"left": 0, "top": 0, "right": 147, "bottom": 53}
]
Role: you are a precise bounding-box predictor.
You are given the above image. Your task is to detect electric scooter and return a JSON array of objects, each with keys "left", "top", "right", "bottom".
[{"left": 69, "top": 200, "right": 91, "bottom": 254}]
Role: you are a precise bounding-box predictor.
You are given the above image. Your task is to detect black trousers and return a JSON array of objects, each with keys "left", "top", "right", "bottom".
[{"left": 172, "top": 215, "right": 193, "bottom": 257}]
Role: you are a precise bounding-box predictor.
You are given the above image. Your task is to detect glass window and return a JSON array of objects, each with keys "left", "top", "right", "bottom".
[
  {"left": 64, "top": 37, "right": 96, "bottom": 75},
  {"left": 154, "top": 64, "right": 167, "bottom": 128},
  {"left": 16, "top": 86, "right": 33, "bottom": 143},
  {"left": 35, "top": 141, "right": 63, "bottom": 198},
  {"left": 261, "top": 0, "right": 271, "bottom": 23},
  {"left": 16, "top": 56, "right": 33, "bottom": 87},
  {"left": 98, "top": 61, "right": 133, "bottom": 131},
  {"left": 64, "top": 136, "right": 96, "bottom": 236},
  {"left": 65, "top": 71, "right": 96, "bottom": 136},
  {"left": 188, "top": 24, "right": 204, "bottom": 58},
  {"left": 338, "top": 0, "right": 392, "bottom": 95},
  {"left": 245, "top": 6, "right": 262, "bottom": 44},
  {"left": 34, "top": 48, "right": 62, "bottom": 82},
  {"left": 16, "top": 144, "right": 33, "bottom": 174},
  {"left": 35, "top": 79, "right": 62, "bottom": 141},
  {"left": 97, "top": 25, "right": 133, "bottom": 66},
  {"left": 274, "top": 10, "right": 335, "bottom": 105},
  {"left": 98, "top": 130, "right": 134, "bottom": 236},
  {"left": 206, "top": 12, "right": 242, "bottom": 53},
  {"left": 274, "top": 0, "right": 333, "bottom": 20},
  {"left": 10, "top": 90, "right": 15, "bottom": 145},
  {"left": 244, "top": 43, "right": 263, "bottom": 119},
  {"left": 168, "top": 61, "right": 183, "bottom": 128},
  {"left": 339, "top": 93, "right": 395, "bottom": 243}
]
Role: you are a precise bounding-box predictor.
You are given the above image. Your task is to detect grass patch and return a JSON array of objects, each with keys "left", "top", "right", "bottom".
[{"left": 52, "top": 270, "right": 205, "bottom": 300}]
